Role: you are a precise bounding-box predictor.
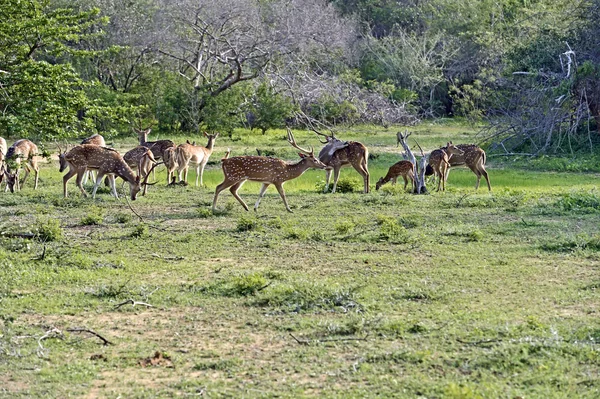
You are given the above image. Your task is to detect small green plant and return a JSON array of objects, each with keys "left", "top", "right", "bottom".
[
  {"left": 35, "top": 217, "right": 63, "bottom": 242},
  {"left": 467, "top": 229, "right": 484, "bottom": 242},
  {"left": 236, "top": 216, "right": 259, "bottom": 232},
  {"left": 81, "top": 207, "right": 104, "bottom": 225},
  {"left": 130, "top": 224, "right": 148, "bottom": 238},
  {"left": 114, "top": 213, "right": 132, "bottom": 224},
  {"left": 335, "top": 220, "right": 355, "bottom": 235},
  {"left": 285, "top": 228, "right": 308, "bottom": 240},
  {"left": 197, "top": 208, "right": 213, "bottom": 218},
  {"left": 376, "top": 215, "right": 409, "bottom": 242}
]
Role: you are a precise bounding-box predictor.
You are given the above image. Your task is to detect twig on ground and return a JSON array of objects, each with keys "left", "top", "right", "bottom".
[
  {"left": 457, "top": 338, "right": 502, "bottom": 346},
  {"left": 37, "top": 327, "right": 63, "bottom": 356},
  {"left": 256, "top": 282, "right": 272, "bottom": 292},
  {"left": 113, "top": 298, "right": 154, "bottom": 310},
  {"left": 290, "top": 333, "right": 368, "bottom": 345},
  {"left": 66, "top": 328, "right": 113, "bottom": 346},
  {"left": 151, "top": 253, "right": 185, "bottom": 261}
]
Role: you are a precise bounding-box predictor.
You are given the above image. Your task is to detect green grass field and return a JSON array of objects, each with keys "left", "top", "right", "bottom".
[{"left": 1, "top": 124, "right": 599, "bottom": 398}]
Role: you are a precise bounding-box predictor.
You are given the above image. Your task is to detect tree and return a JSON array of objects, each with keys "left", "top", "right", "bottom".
[{"left": 0, "top": 0, "right": 105, "bottom": 139}]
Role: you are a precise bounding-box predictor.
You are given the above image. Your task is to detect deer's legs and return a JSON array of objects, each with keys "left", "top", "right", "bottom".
[
  {"left": 199, "top": 162, "right": 207, "bottom": 187},
  {"left": 254, "top": 183, "right": 269, "bottom": 211},
  {"left": 323, "top": 169, "right": 332, "bottom": 193},
  {"left": 91, "top": 172, "right": 107, "bottom": 199},
  {"left": 108, "top": 175, "right": 118, "bottom": 198},
  {"left": 229, "top": 181, "right": 248, "bottom": 211},
  {"left": 213, "top": 179, "right": 236, "bottom": 211},
  {"left": 75, "top": 170, "right": 88, "bottom": 197},
  {"left": 351, "top": 162, "right": 370, "bottom": 193},
  {"left": 274, "top": 183, "right": 292, "bottom": 213},
  {"left": 331, "top": 167, "right": 341, "bottom": 194},
  {"left": 62, "top": 168, "right": 77, "bottom": 198}
]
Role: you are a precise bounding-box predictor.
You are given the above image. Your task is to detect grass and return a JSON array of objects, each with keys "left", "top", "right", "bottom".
[{"left": 0, "top": 123, "right": 599, "bottom": 398}]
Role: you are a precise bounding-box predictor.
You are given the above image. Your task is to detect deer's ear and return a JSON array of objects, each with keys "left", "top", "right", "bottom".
[
  {"left": 203, "top": 131, "right": 209, "bottom": 137},
  {"left": 298, "top": 153, "right": 306, "bottom": 158}
]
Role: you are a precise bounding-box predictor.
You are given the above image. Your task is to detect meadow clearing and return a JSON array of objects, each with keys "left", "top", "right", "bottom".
[{"left": 0, "top": 123, "right": 599, "bottom": 398}]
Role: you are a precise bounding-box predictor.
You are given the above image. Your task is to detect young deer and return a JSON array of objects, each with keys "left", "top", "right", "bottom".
[
  {"left": 314, "top": 131, "right": 370, "bottom": 193},
  {"left": 4, "top": 139, "right": 40, "bottom": 192},
  {"left": 124, "top": 146, "right": 157, "bottom": 195},
  {"left": 376, "top": 160, "right": 415, "bottom": 191},
  {"left": 176, "top": 132, "right": 218, "bottom": 186},
  {"left": 429, "top": 142, "right": 464, "bottom": 192},
  {"left": 80, "top": 134, "right": 106, "bottom": 184},
  {"left": 425, "top": 144, "right": 491, "bottom": 191},
  {"left": 212, "top": 129, "right": 326, "bottom": 213},
  {"left": 59, "top": 144, "right": 153, "bottom": 200},
  {"left": 163, "top": 146, "right": 179, "bottom": 185}
]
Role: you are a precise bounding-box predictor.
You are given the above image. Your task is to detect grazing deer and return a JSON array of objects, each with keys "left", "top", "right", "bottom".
[
  {"left": 176, "top": 132, "right": 218, "bottom": 186},
  {"left": 426, "top": 144, "right": 491, "bottom": 191},
  {"left": 59, "top": 144, "right": 154, "bottom": 200},
  {"left": 4, "top": 139, "right": 40, "bottom": 192},
  {"left": 376, "top": 160, "right": 415, "bottom": 191},
  {"left": 428, "top": 142, "right": 464, "bottom": 192},
  {"left": 314, "top": 130, "right": 370, "bottom": 193},
  {"left": 212, "top": 128, "right": 326, "bottom": 213},
  {"left": 163, "top": 146, "right": 179, "bottom": 185},
  {"left": 124, "top": 146, "right": 157, "bottom": 195}
]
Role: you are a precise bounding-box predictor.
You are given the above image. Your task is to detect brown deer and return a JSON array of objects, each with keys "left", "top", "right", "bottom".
[
  {"left": 124, "top": 146, "right": 157, "bottom": 195},
  {"left": 376, "top": 160, "right": 415, "bottom": 191},
  {"left": 3, "top": 139, "right": 40, "bottom": 192},
  {"left": 80, "top": 134, "right": 106, "bottom": 184},
  {"left": 135, "top": 127, "right": 175, "bottom": 161},
  {"left": 425, "top": 144, "right": 491, "bottom": 191},
  {"left": 428, "top": 142, "right": 464, "bottom": 192},
  {"left": 163, "top": 146, "right": 179, "bottom": 185},
  {"left": 176, "top": 132, "right": 218, "bottom": 186},
  {"left": 212, "top": 128, "right": 326, "bottom": 213},
  {"left": 59, "top": 144, "right": 154, "bottom": 200},
  {"left": 314, "top": 130, "right": 370, "bottom": 193}
]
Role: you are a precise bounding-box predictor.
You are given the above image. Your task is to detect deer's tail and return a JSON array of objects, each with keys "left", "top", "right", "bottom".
[{"left": 222, "top": 148, "right": 231, "bottom": 161}]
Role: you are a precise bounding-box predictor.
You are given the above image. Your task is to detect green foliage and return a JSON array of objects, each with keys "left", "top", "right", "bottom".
[
  {"left": 236, "top": 215, "right": 259, "bottom": 232},
  {"left": 130, "top": 224, "right": 148, "bottom": 238},
  {"left": 557, "top": 191, "right": 600, "bottom": 213},
  {"left": 376, "top": 215, "right": 409, "bottom": 242},
  {"left": 248, "top": 83, "right": 296, "bottom": 134},
  {"left": 80, "top": 207, "right": 104, "bottom": 225},
  {"left": 34, "top": 217, "right": 63, "bottom": 242}
]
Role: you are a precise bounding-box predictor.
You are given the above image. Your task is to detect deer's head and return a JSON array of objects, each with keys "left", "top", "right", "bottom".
[{"left": 375, "top": 177, "right": 386, "bottom": 190}]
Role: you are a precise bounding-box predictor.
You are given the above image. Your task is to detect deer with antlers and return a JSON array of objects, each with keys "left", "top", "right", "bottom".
[
  {"left": 58, "top": 144, "right": 156, "bottom": 200},
  {"left": 313, "top": 130, "right": 370, "bottom": 194},
  {"left": 135, "top": 127, "right": 175, "bottom": 160},
  {"left": 376, "top": 160, "right": 415, "bottom": 191},
  {"left": 3, "top": 139, "right": 40, "bottom": 193},
  {"left": 176, "top": 132, "right": 218, "bottom": 186},
  {"left": 123, "top": 146, "right": 157, "bottom": 195},
  {"left": 428, "top": 142, "right": 464, "bottom": 192},
  {"left": 425, "top": 144, "right": 491, "bottom": 191},
  {"left": 212, "top": 128, "right": 326, "bottom": 213}
]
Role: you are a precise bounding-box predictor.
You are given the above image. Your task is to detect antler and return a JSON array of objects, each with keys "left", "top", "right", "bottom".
[
  {"left": 142, "top": 160, "right": 164, "bottom": 186},
  {"left": 286, "top": 127, "right": 314, "bottom": 156}
]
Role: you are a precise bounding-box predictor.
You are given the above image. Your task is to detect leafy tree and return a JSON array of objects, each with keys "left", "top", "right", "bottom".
[
  {"left": 0, "top": 0, "right": 105, "bottom": 139},
  {"left": 248, "top": 83, "right": 297, "bottom": 135}
]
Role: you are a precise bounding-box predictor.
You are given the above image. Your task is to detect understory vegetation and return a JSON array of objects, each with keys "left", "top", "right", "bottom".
[{"left": 0, "top": 126, "right": 599, "bottom": 398}]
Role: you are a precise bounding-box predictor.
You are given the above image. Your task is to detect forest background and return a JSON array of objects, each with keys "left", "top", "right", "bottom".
[{"left": 2, "top": 0, "right": 600, "bottom": 157}]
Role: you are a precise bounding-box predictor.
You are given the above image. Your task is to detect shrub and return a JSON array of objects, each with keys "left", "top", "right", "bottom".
[
  {"left": 130, "top": 224, "right": 148, "bottom": 238},
  {"left": 115, "top": 213, "right": 132, "bottom": 224},
  {"left": 335, "top": 220, "right": 355, "bottom": 235}
]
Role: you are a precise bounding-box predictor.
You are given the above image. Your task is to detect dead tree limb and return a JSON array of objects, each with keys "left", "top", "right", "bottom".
[
  {"left": 397, "top": 130, "right": 428, "bottom": 194},
  {"left": 66, "top": 328, "right": 114, "bottom": 346},
  {"left": 113, "top": 299, "right": 154, "bottom": 310},
  {"left": 289, "top": 333, "right": 368, "bottom": 345}
]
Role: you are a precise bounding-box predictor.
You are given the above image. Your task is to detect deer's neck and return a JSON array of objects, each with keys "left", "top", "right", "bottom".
[
  {"left": 139, "top": 133, "right": 148, "bottom": 146},
  {"left": 283, "top": 159, "right": 312, "bottom": 180},
  {"left": 115, "top": 161, "right": 137, "bottom": 183}
]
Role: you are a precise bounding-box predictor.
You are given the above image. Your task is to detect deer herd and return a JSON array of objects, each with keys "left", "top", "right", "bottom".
[{"left": 0, "top": 128, "right": 491, "bottom": 211}]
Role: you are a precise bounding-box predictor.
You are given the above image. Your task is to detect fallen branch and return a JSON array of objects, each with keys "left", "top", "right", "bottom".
[
  {"left": 151, "top": 253, "right": 185, "bottom": 261},
  {"left": 1, "top": 232, "right": 36, "bottom": 239},
  {"left": 37, "top": 327, "right": 63, "bottom": 356},
  {"left": 66, "top": 328, "right": 113, "bottom": 346},
  {"left": 290, "top": 333, "right": 368, "bottom": 345},
  {"left": 113, "top": 299, "right": 154, "bottom": 310},
  {"left": 457, "top": 338, "right": 502, "bottom": 346}
]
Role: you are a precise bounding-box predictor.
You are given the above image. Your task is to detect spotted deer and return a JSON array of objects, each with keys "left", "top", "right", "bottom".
[
  {"left": 428, "top": 142, "right": 464, "bottom": 192},
  {"left": 3, "top": 139, "right": 40, "bottom": 192},
  {"left": 376, "top": 160, "right": 415, "bottom": 191},
  {"left": 212, "top": 128, "right": 326, "bottom": 213},
  {"left": 58, "top": 144, "right": 155, "bottom": 200},
  {"left": 313, "top": 130, "right": 370, "bottom": 193},
  {"left": 124, "top": 146, "right": 157, "bottom": 195},
  {"left": 0, "top": 137, "right": 6, "bottom": 186},
  {"left": 176, "top": 132, "right": 218, "bottom": 186},
  {"left": 80, "top": 134, "right": 106, "bottom": 184},
  {"left": 425, "top": 144, "right": 491, "bottom": 191},
  {"left": 135, "top": 127, "right": 175, "bottom": 161}
]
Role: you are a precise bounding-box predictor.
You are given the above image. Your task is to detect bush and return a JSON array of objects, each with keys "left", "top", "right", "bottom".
[
  {"left": 335, "top": 220, "right": 355, "bottom": 235},
  {"left": 114, "top": 213, "right": 132, "bottom": 224},
  {"left": 130, "top": 224, "right": 148, "bottom": 238},
  {"left": 236, "top": 216, "right": 259, "bottom": 232},
  {"left": 376, "top": 215, "right": 409, "bottom": 242},
  {"left": 557, "top": 191, "right": 600, "bottom": 213}
]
